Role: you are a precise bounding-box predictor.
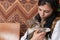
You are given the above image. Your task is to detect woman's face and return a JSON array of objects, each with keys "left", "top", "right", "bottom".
[{"left": 38, "top": 3, "right": 53, "bottom": 19}]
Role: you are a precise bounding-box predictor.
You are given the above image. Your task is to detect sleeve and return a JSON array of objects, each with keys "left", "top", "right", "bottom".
[
  {"left": 20, "top": 30, "right": 28, "bottom": 40},
  {"left": 20, "top": 28, "right": 35, "bottom": 40},
  {"left": 51, "top": 20, "right": 60, "bottom": 40}
]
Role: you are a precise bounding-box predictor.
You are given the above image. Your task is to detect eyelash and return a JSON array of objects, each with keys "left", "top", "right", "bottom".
[
  {"left": 44, "top": 11, "right": 50, "bottom": 13},
  {"left": 38, "top": 9, "right": 50, "bottom": 13}
]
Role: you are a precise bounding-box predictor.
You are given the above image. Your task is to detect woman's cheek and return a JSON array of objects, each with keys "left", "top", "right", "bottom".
[{"left": 44, "top": 14, "right": 49, "bottom": 18}]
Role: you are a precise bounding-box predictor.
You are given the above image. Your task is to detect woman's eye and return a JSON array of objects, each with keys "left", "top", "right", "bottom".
[
  {"left": 44, "top": 10, "right": 50, "bottom": 13},
  {"left": 39, "top": 9, "right": 42, "bottom": 11}
]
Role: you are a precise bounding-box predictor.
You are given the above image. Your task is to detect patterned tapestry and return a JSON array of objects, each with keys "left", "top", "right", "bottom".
[{"left": 0, "top": 0, "right": 38, "bottom": 38}]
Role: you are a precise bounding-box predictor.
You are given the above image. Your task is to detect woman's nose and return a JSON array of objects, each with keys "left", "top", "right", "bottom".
[{"left": 41, "top": 12, "right": 44, "bottom": 16}]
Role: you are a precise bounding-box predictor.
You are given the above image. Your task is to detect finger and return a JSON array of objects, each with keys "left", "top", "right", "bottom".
[
  {"left": 34, "top": 29, "right": 39, "bottom": 34},
  {"left": 39, "top": 37, "right": 44, "bottom": 40},
  {"left": 40, "top": 32, "right": 46, "bottom": 35},
  {"left": 38, "top": 35, "right": 45, "bottom": 40},
  {"left": 38, "top": 32, "right": 46, "bottom": 37}
]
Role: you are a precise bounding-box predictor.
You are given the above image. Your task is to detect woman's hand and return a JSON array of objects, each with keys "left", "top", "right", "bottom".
[{"left": 30, "top": 29, "right": 46, "bottom": 40}]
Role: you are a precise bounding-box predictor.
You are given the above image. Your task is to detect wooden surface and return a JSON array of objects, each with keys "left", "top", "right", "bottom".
[{"left": 0, "top": 23, "right": 20, "bottom": 40}]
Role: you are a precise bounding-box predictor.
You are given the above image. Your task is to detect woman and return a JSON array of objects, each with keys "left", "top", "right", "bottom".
[{"left": 21, "top": 0, "right": 60, "bottom": 40}]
